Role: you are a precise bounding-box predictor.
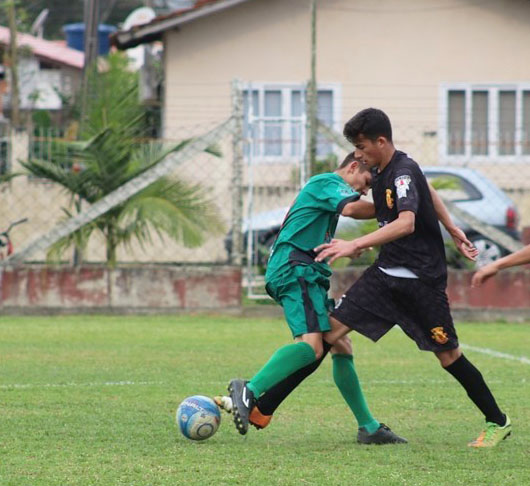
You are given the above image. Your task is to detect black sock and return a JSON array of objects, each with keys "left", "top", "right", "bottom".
[
  {"left": 444, "top": 354, "right": 506, "bottom": 426},
  {"left": 256, "top": 340, "right": 332, "bottom": 416}
]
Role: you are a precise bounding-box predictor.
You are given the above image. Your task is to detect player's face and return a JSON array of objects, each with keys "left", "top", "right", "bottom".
[
  {"left": 343, "top": 162, "right": 372, "bottom": 195},
  {"left": 353, "top": 135, "right": 384, "bottom": 168},
  {"left": 351, "top": 167, "right": 372, "bottom": 195}
]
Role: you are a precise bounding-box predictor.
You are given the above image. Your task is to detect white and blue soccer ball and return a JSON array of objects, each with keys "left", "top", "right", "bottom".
[{"left": 176, "top": 395, "right": 221, "bottom": 441}]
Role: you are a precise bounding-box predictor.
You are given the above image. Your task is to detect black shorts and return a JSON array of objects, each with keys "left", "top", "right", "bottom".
[{"left": 331, "top": 265, "right": 459, "bottom": 352}]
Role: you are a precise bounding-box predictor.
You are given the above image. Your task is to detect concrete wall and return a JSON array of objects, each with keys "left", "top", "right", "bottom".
[
  {"left": 0, "top": 265, "right": 241, "bottom": 314},
  {"left": 1, "top": 264, "right": 528, "bottom": 318}
]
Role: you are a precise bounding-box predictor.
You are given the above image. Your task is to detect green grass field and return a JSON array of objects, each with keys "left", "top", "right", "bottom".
[{"left": 1, "top": 315, "right": 529, "bottom": 486}]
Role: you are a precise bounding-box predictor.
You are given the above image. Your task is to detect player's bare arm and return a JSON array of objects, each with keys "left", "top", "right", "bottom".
[
  {"left": 314, "top": 211, "right": 415, "bottom": 264},
  {"left": 341, "top": 200, "right": 375, "bottom": 219},
  {"left": 471, "top": 244, "right": 530, "bottom": 287},
  {"left": 427, "top": 182, "right": 477, "bottom": 261}
]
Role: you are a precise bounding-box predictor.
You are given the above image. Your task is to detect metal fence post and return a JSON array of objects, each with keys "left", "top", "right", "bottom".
[
  {"left": 9, "top": 127, "right": 28, "bottom": 173},
  {"left": 230, "top": 79, "right": 244, "bottom": 266}
]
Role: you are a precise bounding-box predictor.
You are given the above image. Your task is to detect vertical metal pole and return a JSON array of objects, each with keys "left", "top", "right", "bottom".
[
  {"left": 7, "top": 1, "right": 20, "bottom": 128},
  {"left": 245, "top": 84, "right": 256, "bottom": 296},
  {"left": 230, "top": 80, "right": 244, "bottom": 267},
  {"left": 81, "top": 0, "right": 100, "bottom": 121},
  {"left": 306, "top": 0, "right": 318, "bottom": 178},
  {"left": 300, "top": 86, "right": 308, "bottom": 187}
]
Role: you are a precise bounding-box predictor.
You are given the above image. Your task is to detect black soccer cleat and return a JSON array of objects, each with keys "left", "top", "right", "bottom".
[
  {"left": 228, "top": 379, "right": 255, "bottom": 435},
  {"left": 357, "top": 423, "right": 408, "bottom": 445}
]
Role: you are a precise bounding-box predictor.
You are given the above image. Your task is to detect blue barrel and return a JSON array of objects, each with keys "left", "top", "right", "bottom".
[{"left": 63, "top": 23, "right": 117, "bottom": 55}]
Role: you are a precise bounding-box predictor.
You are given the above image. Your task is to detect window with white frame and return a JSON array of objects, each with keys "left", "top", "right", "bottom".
[
  {"left": 242, "top": 83, "right": 340, "bottom": 162},
  {"left": 441, "top": 84, "right": 530, "bottom": 161}
]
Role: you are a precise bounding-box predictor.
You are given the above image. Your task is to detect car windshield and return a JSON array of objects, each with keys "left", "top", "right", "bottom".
[{"left": 426, "top": 173, "right": 482, "bottom": 202}]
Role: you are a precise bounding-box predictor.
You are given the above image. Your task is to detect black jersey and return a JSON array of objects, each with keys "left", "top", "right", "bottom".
[{"left": 372, "top": 150, "right": 447, "bottom": 283}]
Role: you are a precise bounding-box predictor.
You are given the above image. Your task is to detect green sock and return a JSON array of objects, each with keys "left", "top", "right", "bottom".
[
  {"left": 247, "top": 342, "right": 317, "bottom": 397},
  {"left": 332, "top": 353, "right": 380, "bottom": 434}
]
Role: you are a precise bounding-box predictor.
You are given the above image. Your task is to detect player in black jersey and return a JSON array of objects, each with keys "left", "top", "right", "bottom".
[{"left": 315, "top": 108, "right": 511, "bottom": 448}]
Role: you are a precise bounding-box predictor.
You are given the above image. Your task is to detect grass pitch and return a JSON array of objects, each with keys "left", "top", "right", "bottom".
[{"left": 1, "top": 315, "right": 529, "bottom": 486}]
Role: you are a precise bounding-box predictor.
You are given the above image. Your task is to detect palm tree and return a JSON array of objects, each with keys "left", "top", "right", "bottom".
[{"left": 21, "top": 54, "right": 224, "bottom": 266}]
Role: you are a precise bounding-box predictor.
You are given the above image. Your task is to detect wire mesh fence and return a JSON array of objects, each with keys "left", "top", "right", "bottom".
[
  {"left": 0, "top": 119, "right": 240, "bottom": 266},
  {"left": 1, "top": 82, "right": 529, "bottom": 278}
]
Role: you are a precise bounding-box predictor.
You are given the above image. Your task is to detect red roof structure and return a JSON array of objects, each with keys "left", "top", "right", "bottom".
[{"left": 0, "top": 25, "right": 84, "bottom": 69}]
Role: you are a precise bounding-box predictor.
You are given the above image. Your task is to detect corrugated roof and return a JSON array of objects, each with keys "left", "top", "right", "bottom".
[{"left": 0, "top": 25, "right": 84, "bottom": 69}]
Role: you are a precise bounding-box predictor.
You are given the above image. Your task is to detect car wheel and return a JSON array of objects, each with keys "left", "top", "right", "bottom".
[{"left": 471, "top": 236, "right": 503, "bottom": 268}]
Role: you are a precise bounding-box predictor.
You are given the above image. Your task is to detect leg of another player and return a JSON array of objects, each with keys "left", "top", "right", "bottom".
[
  {"left": 243, "top": 333, "right": 378, "bottom": 433},
  {"left": 323, "top": 316, "right": 351, "bottom": 346},
  {"left": 229, "top": 333, "right": 321, "bottom": 435},
  {"left": 245, "top": 337, "right": 332, "bottom": 429},
  {"left": 331, "top": 333, "right": 407, "bottom": 444},
  {"left": 231, "top": 333, "right": 384, "bottom": 438},
  {"left": 245, "top": 333, "right": 322, "bottom": 396},
  {"left": 435, "top": 347, "right": 511, "bottom": 447},
  {"left": 248, "top": 332, "right": 324, "bottom": 398},
  {"left": 245, "top": 312, "right": 351, "bottom": 424},
  {"left": 331, "top": 335, "right": 380, "bottom": 435},
  {"left": 216, "top": 349, "right": 330, "bottom": 430}
]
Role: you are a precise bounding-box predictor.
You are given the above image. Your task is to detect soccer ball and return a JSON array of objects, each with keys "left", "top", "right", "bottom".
[{"left": 176, "top": 395, "right": 221, "bottom": 441}]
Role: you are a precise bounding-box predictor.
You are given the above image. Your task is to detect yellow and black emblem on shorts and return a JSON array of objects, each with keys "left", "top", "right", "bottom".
[
  {"left": 430, "top": 326, "right": 449, "bottom": 344},
  {"left": 386, "top": 189, "right": 394, "bottom": 209}
]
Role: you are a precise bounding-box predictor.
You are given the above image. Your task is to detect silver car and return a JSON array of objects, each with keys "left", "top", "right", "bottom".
[{"left": 422, "top": 167, "right": 519, "bottom": 267}]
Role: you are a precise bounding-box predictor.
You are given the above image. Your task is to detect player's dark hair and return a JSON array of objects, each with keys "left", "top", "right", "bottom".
[
  {"left": 338, "top": 152, "right": 368, "bottom": 171},
  {"left": 343, "top": 108, "right": 393, "bottom": 144}
]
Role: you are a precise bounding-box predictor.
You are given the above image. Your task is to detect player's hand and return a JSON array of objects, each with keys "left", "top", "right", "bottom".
[
  {"left": 471, "top": 263, "right": 499, "bottom": 287},
  {"left": 314, "top": 239, "right": 363, "bottom": 264},
  {"left": 448, "top": 226, "right": 478, "bottom": 261}
]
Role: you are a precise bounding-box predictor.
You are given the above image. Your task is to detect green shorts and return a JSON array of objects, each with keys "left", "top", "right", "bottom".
[{"left": 266, "top": 261, "right": 333, "bottom": 338}]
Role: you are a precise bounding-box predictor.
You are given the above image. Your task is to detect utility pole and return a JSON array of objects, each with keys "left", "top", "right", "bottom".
[
  {"left": 230, "top": 80, "right": 244, "bottom": 267},
  {"left": 6, "top": 0, "right": 20, "bottom": 128},
  {"left": 76, "top": 0, "right": 100, "bottom": 265},
  {"left": 305, "top": 0, "right": 318, "bottom": 178},
  {"left": 81, "top": 0, "right": 100, "bottom": 121}
]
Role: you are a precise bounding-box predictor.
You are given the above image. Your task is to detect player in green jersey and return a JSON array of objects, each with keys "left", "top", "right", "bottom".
[{"left": 226, "top": 152, "right": 407, "bottom": 443}]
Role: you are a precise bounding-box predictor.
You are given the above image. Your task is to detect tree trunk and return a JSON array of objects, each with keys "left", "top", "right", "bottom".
[{"left": 106, "top": 223, "right": 117, "bottom": 267}]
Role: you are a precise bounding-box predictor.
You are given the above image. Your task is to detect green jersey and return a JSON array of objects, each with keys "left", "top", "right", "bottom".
[{"left": 266, "top": 172, "right": 359, "bottom": 276}]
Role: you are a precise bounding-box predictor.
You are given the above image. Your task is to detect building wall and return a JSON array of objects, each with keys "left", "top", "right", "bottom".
[
  {"left": 163, "top": 0, "right": 530, "bottom": 137},
  {"left": 161, "top": 0, "right": 530, "bottom": 225},
  {"left": 16, "top": 58, "right": 81, "bottom": 111}
]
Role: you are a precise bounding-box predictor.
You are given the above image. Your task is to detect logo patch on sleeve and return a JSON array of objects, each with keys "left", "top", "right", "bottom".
[
  {"left": 394, "top": 175, "right": 411, "bottom": 199},
  {"left": 386, "top": 189, "right": 394, "bottom": 209}
]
